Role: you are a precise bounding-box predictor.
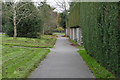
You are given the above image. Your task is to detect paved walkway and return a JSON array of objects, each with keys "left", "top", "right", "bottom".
[{"left": 29, "top": 35, "right": 94, "bottom": 78}]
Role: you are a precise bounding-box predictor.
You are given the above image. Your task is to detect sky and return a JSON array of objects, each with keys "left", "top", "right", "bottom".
[
  {"left": 3, "top": 0, "right": 70, "bottom": 13},
  {"left": 3, "top": 0, "right": 120, "bottom": 13},
  {"left": 33, "top": 0, "right": 70, "bottom": 13},
  {"left": 32, "top": 0, "right": 120, "bottom": 13}
]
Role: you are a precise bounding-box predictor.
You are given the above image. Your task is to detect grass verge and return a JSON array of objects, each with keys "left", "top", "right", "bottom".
[
  {"left": 68, "top": 39, "right": 84, "bottom": 49},
  {"left": 53, "top": 32, "right": 65, "bottom": 36},
  {"left": 78, "top": 49, "right": 115, "bottom": 78},
  {"left": 2, "top": 35, "right": 57, "bottom": 48},
  {"left": 69, "top": 39, "right": 115, "bottom": 78},
  {"left": 2, "top": 46, "right": 50, "bottom": 78},
  {"left": 0, "top": 35, "right": 2, "bottom": 80}
]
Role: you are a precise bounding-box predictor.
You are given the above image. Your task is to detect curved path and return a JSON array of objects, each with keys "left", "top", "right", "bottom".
[{"left": 29, "top": 35, "right": 94, "bottom": 78}]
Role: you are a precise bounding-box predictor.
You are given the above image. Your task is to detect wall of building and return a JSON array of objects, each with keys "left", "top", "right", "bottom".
[{"left": 69, "top": 27, "right": 82, "bottom": 46}]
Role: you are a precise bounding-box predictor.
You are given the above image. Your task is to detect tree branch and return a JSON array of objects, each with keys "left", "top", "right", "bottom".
[
  {"left": 16, "top": 2, "right": 29, "bottom": 10},
  {"left": 16, "top": 12, "right": 32, "bottom": 25},
  {"left": 54, "top": 0, "right": 65, "bottom": 9},
  {"left": 8, "top": 16, "right": 13, "bottom": 20},
  {"left": 16, "top": 8, "right": 31, "bottom": 17}
]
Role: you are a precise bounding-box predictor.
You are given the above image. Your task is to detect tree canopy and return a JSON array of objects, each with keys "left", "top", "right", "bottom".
[
  {"left": 2, "top": 1, "right": 57, "bottom": 37},
  {"left": 2, "top": 2, "right": 43, "bottom": 38}
]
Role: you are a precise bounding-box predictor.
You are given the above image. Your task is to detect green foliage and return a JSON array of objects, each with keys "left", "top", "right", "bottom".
[
  {"left": 69, "top": 2, "right": 75, "bottom": 12},
  {"left": 59, "top": 13, "right": 67, "bottom": 28},
  {"left": 68, "top": 3, "right": 80, "bottom": 27},
  {"left": 39, "top": 2, "right": 52, "bottom": 22},
  {"left": 2, "top": 2, "right": 43, "bottom": 38},
  {"left": 57, "top": 27, "right": 64, "bottom": 32},
  {"left": 2, "top": 45, "right": 50, "bottom": 78},
  {"left": 38, "top": 2, "right": 57, "bottom": 34},
  {"left": 2, "top": 2, "right": 14, "bottom": 35},
  {"left": 17, "top": 2, "right": 43, "bottom": 38},
  {"left": 68, "top": 2, "right": 120, "bottom": 77}
]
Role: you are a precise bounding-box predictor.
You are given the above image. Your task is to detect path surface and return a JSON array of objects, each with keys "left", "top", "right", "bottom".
[{"left": 29, "top": 35, "right": 94, "bottom": 78}]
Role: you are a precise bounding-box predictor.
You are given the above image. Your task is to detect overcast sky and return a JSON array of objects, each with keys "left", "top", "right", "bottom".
[
  {"left": 33, "top": 0, "right": 70, "bottom": 13},
  {"left": 3, "top": 0, "right": 119, "bottom": 13},
  {"left": 3, "top": 0, "right": 70, "bottom": 13},
  {"left": 32, "top": 0, "right": 120, "bottom": 13}
]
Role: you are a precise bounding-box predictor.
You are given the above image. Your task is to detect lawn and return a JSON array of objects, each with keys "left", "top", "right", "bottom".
[
  {"left": 53, "top": 32, "right": 65, "bottom": 36},
  {"left": 2, "top": 34, "right": 57, "bottom": 78},
  {"left": 2, "top": 45, "right": 50, "bottom": 78},
  {"left": 0, "top": 34, "right": 2, "bottom": 80},
  {"left": 2, "top": 35, "right": 57, "bottom": 48}
]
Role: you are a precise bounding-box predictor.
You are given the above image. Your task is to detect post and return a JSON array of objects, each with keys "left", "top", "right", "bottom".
[
  {"left": 73, "top": 28, "right": 75, "bottom": 40},
  {"left": 70, "top": 28, "right": 72, "bottom": 39},
  {"left": 76, "top": 28, "right": 80, "bottom": 44},
  {"left": 79, "top": 27, "right": 82, "bottom": 46}
]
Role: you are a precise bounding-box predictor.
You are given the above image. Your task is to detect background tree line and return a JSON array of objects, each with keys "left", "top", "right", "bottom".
[{"left": 2, "top": 1, "right": 57, "bottom": 38}]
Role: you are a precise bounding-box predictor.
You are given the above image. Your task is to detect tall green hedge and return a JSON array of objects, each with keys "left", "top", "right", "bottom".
[
  {"left": 68, "top": 2, "right": 120, "bottom": 77},
  {"left": 68, "top": 3, "right": 80, "bottom": 27}
]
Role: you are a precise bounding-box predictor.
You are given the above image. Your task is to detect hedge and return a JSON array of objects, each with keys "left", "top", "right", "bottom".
[
  {"left": 68, "top": 3, "right": 80, "bottom": 27},
  {"left": 68, "top": 2, "right": 120, "bottom": 77}
]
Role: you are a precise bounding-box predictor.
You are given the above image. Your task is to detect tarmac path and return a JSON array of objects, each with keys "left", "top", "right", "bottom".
[{"left": 29, "top": 35, "right": 94, "bottom": 78}]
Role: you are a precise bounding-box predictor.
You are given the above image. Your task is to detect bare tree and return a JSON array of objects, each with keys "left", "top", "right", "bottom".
[
  {"left": 3, "top": 0, "right": 33, "bottom": 39},
  {"left": 54, "top": 0, "right": 69, "bottom": 35},
  {"left": 54, "top": 0, "right": 69, "bottom": 12},
  {"left": 38, "top": 1, "right": 54, "bottom": 35}
]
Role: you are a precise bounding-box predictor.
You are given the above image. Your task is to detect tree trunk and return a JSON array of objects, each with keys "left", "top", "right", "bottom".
[
  {"left": 43, "top": 26, "right": 45, "bottom": 35},
  {"left": 13, "top": 21, "right": 17, "bottom": 39},
  {"left": 13, "top": 3, "right": 17, "bottom": 39},
  {"left": 64, "top": 0, "right": 67, "bottom": 36}
]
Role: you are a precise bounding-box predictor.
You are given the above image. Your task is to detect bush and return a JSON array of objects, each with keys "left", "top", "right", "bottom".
[
  {"left": 16, "top": 13, "right": 42, "bottom": 38},
  {"left": 44, "top": 30, "right": 53, "bottom": 35}
]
